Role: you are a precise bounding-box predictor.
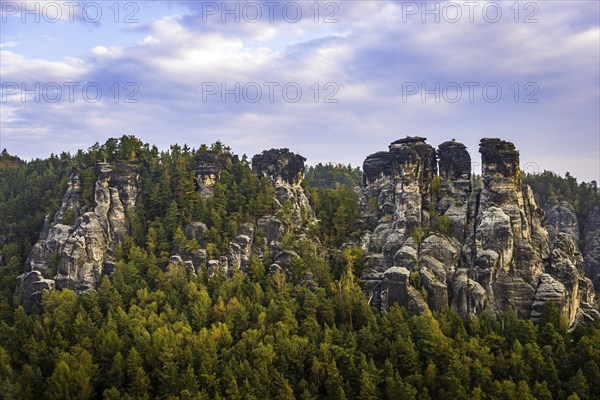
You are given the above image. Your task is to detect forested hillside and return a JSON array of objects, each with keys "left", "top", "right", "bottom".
[
  {"left": 523, "top": 172, "right": 600, "bottom": 295},
  {"left": 523, "top": 172, "right": 599, "bottom": 246},
  {"left": 0, "top": 137, "right": 599, "bottom": 400}
]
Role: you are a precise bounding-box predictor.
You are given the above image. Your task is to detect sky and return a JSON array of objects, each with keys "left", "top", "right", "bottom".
[{"left": 1, "top": 0, "right": 599, "bottom": 182}]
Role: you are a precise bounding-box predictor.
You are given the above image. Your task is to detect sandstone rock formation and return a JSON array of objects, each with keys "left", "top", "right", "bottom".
[
  {"left": 541, "top": 199, "right": 600, "bottom": 300},
  {"left": 545, "top": 201, "right": 579, "bottom": 244},
  {"left": 170, "top": 221, "right": 209, "bottom": 275},
  {"left": 380, "top": 267, "right": 428, "bottom": 315},
  {"left": 16, "top": 138, "right": 596, "bottom": 326},
  {"left": 583, "top": 206, "right": 600, "bottom": 296},
  {"left": 252, "top": 149, "right": 315, "bottom": 226},
  {"left": 169, "top": 149, "right": 315, "bottom": 279},
  {"left": 194, "top": 150, "right": 233, "bottom": 198},
  {"left": 15, "top": 163, "right": 139, "bottom": 311},
  {"left": 360, "top": 137, "right": 598, "bottom": 326},
  {"left": 436, "top": 140, "right": 472, "bottom": 241}
]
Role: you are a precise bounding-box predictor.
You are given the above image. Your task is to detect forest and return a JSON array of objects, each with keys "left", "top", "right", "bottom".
[{"left": 0, "top": 136, "right": 599, "bottom": 400}]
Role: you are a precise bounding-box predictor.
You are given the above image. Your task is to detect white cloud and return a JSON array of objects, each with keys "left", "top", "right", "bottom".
[
  {"left": 0, "top": 40, "right": 18, "bottom": 48},
  {"left": 0, "top": 50, "right": 87, "bottom": 80}
]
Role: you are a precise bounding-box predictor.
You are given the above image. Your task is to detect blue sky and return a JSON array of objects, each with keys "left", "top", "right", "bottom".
[{"left": 1, "top": 0, "right": 599, "bottom": 182}]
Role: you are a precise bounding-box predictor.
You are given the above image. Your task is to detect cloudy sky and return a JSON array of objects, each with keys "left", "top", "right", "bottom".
[{"left": 1, "top": 0, "right": 599, "bottom": 181}]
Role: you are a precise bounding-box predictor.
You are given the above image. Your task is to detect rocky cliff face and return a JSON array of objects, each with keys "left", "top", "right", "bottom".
[
  {"left": 15, "top": 163, "right": 139, "bottom": 311},
  {"left": 252, "top": 149, "right": 315, "bottom": 226},
  {"left": 436, "top": 140, "right": 472, "bottom": 241},
  {"left": 360, "top": 137, "right": 598, "bottom": 326},
  {"left": 545, "top": 201, "right": 580, "bottom": 244},
  {"left": 16, "top": 148, "right": 318, "bottom": 310},
  {"left": 194, "top": 151, "right": 233, "bottom": 198},
  {"left": 542, "top": 199, "right": 600, "bottom": 299},
  {"left": 584, "top": 206, "right": 600, "bottom": 296},
  {"left": 16, "top": 139, "right": 597, "bottom": 325}
]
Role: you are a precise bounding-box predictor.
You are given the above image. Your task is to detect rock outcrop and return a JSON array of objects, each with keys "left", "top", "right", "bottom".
[
  {"left": 530, "top": 274, "right": 567, "bottom": 322},
  {"left": 542, "top": 233, "right": 591, "bottom": 323},
  {"left": 15, "top": 138, "right": 596, "bottom": 326},
  {"left": 543, "top": 200, "right": 600, "bottom": 299},
  {"left": 545, "top": 201, "right": 579, "bottom": 244},
  {"left": 172, "top": 150, "right": 315, "bottom": 279},
  {"left": 436, "top": 140, "right": 472, "bottom": 241},
  {"left": 15, "top": 163, "right": 139, "bottom": 311},
  {"left": 380, "top": 267, "right": 428, "bottom": 315},
  {"left": 252, "top": 149, "right": 315, "bottom": 226},
  {"left": 194, "top": 150, "right": 233, "bottom": 198},
  {"left": 360, "top": 137, "right": 597, "bottom": 325},
  {"left": 583, "top": 206, "right": 600, "bottom": 296},
  {"left": 359, "top": 137, "right": 436, "bottom": 251},
  {"left": 473, "top": 139, "right": 548, "bottom": 318}
]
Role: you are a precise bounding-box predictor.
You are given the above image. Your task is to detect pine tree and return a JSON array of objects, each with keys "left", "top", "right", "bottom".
[{"left": 567, "top": 369, "right": 589, "bottom": 400}]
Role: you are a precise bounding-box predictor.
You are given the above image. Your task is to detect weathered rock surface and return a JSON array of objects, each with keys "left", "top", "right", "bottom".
[
  {"left": 15, "top": 163, "right": 139, "bottom": 311},
  {"left": 546, "top": 201, "right": 579, "bottom": 244},
  {"left": 546, "top": 233, "right": 597, "bottom": 325},
  {"left": 380, "top": 267, "right": 428, "bottom": 315},
  {"left": 194, "top": 150, "right": 233, "bottom": 198},
  {"left": 359, "top": 137, "right": 437, "bottom": 253},
  {"left": 256, "top": 216, "right": 285, "bottom": 253},
  {"left": 436, "top": 140, "right": 471, "bottom": 241},
  {"left": 185, "top": 222, "right": 208, "bottom": 246},
  {"left": 360, "top": 137, "right": 597, "bottom": 325},
  {"left": 252, "top": 148, "right": 305, "bottom": 186},
  {"left": 363, "top": 152, "right": 392, "bottom": 186},
  {"left": 583, "top": 206, "right": 600, "bottom": 296},
  {"left": 14, "top": 271, "right": 56, "bottom": 312},
  {"left": 172, "top": 245, "right": 207, "bottom": 276},
  {"left": 451, "top": 269, "right": 487, "bottom": 316},
  {"left": 52, "top": 168, "right": 83, "bottom": 224},
  {"left": 54, "top": 212, "right": 108, "bottom": 291},
  {"left": 207, "top": 258, "right": 230, "bottom": 277},
  {"left": 228, "top": 235, "right": 253, "bottom": 272},
  {"left": 252, "top": 149, "right": 315, "bottom": 226},
  {"left": 530, "top": 274, "right": 566, "bottom": 322},
  {"left": 168, "top": 221, "right": 210, "bottom": 274}
]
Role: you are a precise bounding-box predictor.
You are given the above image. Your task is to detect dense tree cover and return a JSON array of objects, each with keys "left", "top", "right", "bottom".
[
  {"left": 124, "top": 139, "right": 280, "bottom": 260},
  {"left": 0, "top": 138, "right": 598, "bottom": 399},
  {"left": 524, "top": 171, "right": 599, "bottom": 242},
  {"left": 306, "top": 184, "right": 362, "bottom": 249},
  {"left": 0, "top": 150, "right": 75, "bottom": 321},
  {"left": 305, "top": 163, "right": 362, "bottom": 189},
  {"left": 1, "top": 262, "right": 598, "bottom": 399},
  {"left": 304, "top": 164, "right": 362, "bottom": 248}
]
